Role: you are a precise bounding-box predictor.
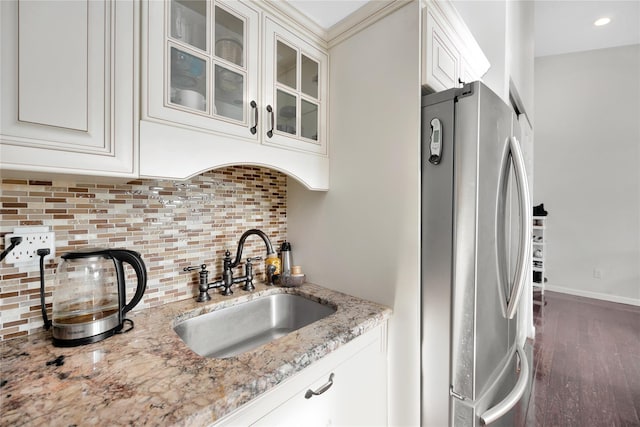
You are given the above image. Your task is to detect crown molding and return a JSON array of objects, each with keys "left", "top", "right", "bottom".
[
  {"left": 326, "top": 0, "right": 409, "bottom": 48},
  {"left": 255, "top": 0, "right": 329, "bottom": 47},
  {"left": 259, "top": 1, "right": 412, "bottom": 49}
]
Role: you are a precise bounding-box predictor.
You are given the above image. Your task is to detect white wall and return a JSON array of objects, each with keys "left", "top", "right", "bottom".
[
  {"left": 534, "top": 44, "right": 640, "bottom": 305},
  {"left": 451, "top": 0, "right": 535, "bottom": 120},
  {"left": 287, "top": 2, "right": 421, "bottom": 425}
]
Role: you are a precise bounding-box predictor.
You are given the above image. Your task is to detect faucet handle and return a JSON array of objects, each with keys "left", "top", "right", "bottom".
[
  {"left": 243, "top": 257, "right": 262, "bottom": 292},
  {"left": 183, "top": 264, "right": 207, "bottom": 272},
  {"left": 184, "top": 264, "right": 211, "bottom": 302}
]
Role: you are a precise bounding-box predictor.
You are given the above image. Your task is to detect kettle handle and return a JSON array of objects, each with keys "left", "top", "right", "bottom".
[{"left": 110, "top": 249, "right": 148, "bottom": 315}]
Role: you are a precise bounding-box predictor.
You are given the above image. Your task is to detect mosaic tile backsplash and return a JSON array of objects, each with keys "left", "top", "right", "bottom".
[{"left": 0, "top": 166, "right": 287, "bottom": 340}]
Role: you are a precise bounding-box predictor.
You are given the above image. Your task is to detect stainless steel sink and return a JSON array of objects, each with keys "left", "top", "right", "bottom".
[{"left": 174, "top": 293, "right": 336, "bottom": 358}]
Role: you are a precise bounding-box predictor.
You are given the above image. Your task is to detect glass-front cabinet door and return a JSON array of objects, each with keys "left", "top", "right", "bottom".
[
  {"left": 263, "top": 17, "right": 328, "bottom": 155},
  {"left": 146, "top": 0, "right": 259, "bottom": 140}
]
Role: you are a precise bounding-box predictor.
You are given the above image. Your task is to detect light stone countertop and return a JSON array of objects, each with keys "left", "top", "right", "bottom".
[{"left": 0, "top": 282, "right": 392, "bottom": 426}]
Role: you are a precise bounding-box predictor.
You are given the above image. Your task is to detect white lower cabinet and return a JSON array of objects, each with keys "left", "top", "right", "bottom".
[{"left": 215, "top": 324, "right": 388, "bottom": 426}]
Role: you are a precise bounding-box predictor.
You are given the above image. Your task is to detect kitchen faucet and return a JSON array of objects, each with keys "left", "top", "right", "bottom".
[{"left": 183, "top": 229, "right": 276, "bottom": 301}]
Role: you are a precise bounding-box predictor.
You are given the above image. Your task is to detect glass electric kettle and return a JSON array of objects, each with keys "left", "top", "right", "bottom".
[{"left": 46, "top": 248, "right": 147, "bottom": 347}]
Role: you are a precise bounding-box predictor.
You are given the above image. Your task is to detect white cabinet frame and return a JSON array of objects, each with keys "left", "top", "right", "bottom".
[{"left": 0, "top": 0, "right": 138, "bottom": 178}]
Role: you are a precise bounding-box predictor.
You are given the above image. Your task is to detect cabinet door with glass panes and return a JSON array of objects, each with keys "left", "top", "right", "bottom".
[
  {"left": 145, "top": 0, "right": 259, "bottom": 140},
  {"left": 263, "top": 17, "right": 328, "bottom": 155}
]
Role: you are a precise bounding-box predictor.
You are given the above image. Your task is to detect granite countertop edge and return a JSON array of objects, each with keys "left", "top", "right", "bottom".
[{"left": 0, "top": 282, "right": 392, "bottom": 427}]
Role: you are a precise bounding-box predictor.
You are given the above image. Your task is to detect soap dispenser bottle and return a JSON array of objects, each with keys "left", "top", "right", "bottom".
[
  {"left": 280, "top": 241, "right": 292, "bottom": 276},
  {"left": 265, "top": 253, "right": 281, "bottom": 285}
]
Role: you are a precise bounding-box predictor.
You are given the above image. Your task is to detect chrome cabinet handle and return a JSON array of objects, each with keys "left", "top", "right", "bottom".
[
  {"left": 304, "top": 373, "right": 334, "bottom": 399},
  {"left": 266, "top": 105, "right": 274, "bottom": 138},
  {"left": 250, "top": 100, "right": 258, "bottom": 135},
  {"left": 480, "top": 347, "right": 529, "bottom": 425}
]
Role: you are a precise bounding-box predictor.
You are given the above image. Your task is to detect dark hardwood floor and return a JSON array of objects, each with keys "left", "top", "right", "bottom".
[{"left": 522, "top": 291, "right": 640, "bottom": 426}]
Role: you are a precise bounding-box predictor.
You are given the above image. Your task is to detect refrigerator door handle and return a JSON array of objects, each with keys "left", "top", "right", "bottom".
[
  {"left": 496, "top": 143, "right": 510, "bottom": 318},
  {"left": 505, "top": 136, "right": 531, "bottom": 319},
  {"left": 479, "top": 346, "right": 530, "bottom": 425}
]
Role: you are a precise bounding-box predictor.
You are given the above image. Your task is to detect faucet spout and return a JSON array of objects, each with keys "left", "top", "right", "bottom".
[
  {"left": 230, "top": 229, "right": 275, "bottom": 269},
  {"left": 185, "top": 230, "right": 277, "bottom": 300}
]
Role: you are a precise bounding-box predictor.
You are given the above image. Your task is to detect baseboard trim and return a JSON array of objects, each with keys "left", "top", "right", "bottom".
[{"left": 545, "top": 284, "right": 640, "bottom": 307}]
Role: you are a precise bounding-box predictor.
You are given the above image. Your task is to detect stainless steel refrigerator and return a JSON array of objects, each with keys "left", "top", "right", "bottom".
[{"left": 421, "top": 81, "right": 532, "bottom": 426}]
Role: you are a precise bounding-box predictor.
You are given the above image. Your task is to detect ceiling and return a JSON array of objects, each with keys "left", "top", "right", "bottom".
[
  {"left": 286, "top": 0, "right": 640, "bottom": 57},
  {"left": 535, "top": 0, "right": 640, "bottom": 57}
]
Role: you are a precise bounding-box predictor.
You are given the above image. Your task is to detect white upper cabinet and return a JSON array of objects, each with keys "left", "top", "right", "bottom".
[
  {"left": 145, "top": 0, "right": 260, "bottom": 140},
  {"left": 263, "top": 17, "right": 328, "bottom": 156},
  {"left": 0, "top": 0, "right": 138, "bottom": 178},
  {"left": 140, "top": 0, "right": 329, "bottom": 190},
  {"left": 422, "top": 0, "right": 489, "bottom": 92}
]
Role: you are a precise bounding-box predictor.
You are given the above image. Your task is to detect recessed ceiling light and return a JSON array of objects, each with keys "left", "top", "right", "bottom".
[{"left": 594, "top": 17, "right": 611, "bottom": 26}]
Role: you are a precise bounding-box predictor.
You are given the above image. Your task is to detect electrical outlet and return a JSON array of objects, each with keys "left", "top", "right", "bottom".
[
  {"left": 3, "top": 227, "right": 55, "bottom": 265},
  {"left": 593, "top": 268, "right": 602, "bottom": 279}
]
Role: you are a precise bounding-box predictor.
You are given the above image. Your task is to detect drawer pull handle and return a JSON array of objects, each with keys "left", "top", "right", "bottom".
[{"left": 304, "top": 373, "right": 334, "bottom": 399}]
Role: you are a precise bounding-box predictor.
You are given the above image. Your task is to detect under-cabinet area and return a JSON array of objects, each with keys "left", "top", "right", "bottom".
[{"left": 0, "top": 166, "right": 389, "bottom": 426}]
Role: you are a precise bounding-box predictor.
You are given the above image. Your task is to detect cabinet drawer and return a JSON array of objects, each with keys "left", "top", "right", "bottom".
[{"left": 215, "top": 323, "right": 387, "bottom": 426}]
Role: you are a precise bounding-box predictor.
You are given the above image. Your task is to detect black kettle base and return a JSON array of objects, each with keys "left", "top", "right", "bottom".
[{"left": 52, "top": 328, "right": 117, "bottom": 347}]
